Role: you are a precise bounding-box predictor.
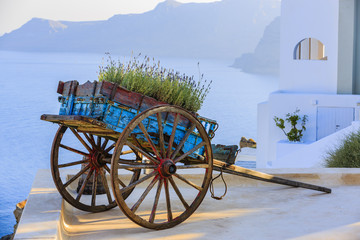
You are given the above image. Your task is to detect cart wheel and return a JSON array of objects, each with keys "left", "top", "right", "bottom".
[
  {"left": 111, "top": 105, "right": 213, "bottom": 229},
  {"left": 51, "top": 125, "right": 141, "bottom": 212}
]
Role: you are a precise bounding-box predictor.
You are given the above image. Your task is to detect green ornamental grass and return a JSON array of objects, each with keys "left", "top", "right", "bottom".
[
  {"left": 324, "top": 130, "right": 360, "bottom": 167},
  {"left": 98, "top": 54, "right": 212, "bottom": 113}
]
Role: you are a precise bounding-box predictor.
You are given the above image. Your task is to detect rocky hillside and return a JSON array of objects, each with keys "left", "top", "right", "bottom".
[
  {"left": 232, "top": 16, "right": 280, "bottom": 75},
  {"left": 0, "top": 0, "right": 280, "bottom": 59}
]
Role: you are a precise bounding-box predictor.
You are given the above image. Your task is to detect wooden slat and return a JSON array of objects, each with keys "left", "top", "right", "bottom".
[
  {"left": 40, "top": 114, "right": 120, "bottom": 139},
  {"left": 41, "top": 114, "right": 105, "bottom": 126}
]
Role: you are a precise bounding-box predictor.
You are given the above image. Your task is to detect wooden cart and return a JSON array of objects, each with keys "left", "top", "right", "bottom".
[{"left": 41, "top": 80, "right": 331, "bottom": 230}]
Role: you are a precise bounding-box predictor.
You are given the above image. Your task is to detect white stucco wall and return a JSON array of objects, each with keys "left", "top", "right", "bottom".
[
  {"left": 280, "top": 0, "right": 339, "bottom": 93},
  {"left": 257, "top": 0, "right": 360, "bottom": 168},
  {"left": 257, "top": 101, "right": 270, "bottom": 168},
  {"left": 257, "top": 92, "right": 360, "bottom": 167},
  {"left": 274, "top": 121, "right": 360, "bottom": 167}
]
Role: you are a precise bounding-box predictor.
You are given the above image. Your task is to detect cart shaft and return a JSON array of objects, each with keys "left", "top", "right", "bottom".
[{"left": 213, "top": 159, "right": 331, "bottom": 193}]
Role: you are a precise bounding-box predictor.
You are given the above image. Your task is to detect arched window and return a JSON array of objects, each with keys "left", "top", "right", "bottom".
[{"left": 294, "top": 38, "right": 327, "bottom": 60}]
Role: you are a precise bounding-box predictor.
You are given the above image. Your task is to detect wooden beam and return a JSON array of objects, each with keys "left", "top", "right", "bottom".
[{"left": 213, "top": 159, "right": 331, "bottom": 193}]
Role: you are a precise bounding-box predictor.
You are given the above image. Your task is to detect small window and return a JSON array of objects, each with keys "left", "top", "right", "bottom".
[{"left": 294, "top": 38, "right": 327, "bottom": 60}]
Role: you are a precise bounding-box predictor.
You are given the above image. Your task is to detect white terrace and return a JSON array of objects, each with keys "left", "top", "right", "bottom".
[{"left": 257, "top": 0, "right": 360, "bottom": 168}]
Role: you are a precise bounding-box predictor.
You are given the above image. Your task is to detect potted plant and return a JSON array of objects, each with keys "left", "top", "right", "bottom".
[
  {"left": 97, "top": 54, "right": 212, "bottom": 113},
  {"left": 273, "top": 109, "right": 308, "bottom": 142}
]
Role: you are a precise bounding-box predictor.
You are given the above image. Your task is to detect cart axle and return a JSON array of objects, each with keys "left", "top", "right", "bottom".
[{"left": 159, "top": 159, "right": 177, "bottom": 177}]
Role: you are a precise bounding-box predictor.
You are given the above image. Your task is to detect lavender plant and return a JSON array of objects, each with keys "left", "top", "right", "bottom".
[{"left": 98, "top": 54, "right": 212, "bottom": 112}]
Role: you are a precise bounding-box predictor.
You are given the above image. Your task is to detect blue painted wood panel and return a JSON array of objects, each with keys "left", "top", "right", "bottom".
[{"left": 57, "top": 82, "right": 217, "bottom": 159}]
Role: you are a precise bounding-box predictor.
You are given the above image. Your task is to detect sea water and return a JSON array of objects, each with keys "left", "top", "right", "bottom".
[{"left": 0, "top": 51, "right": 278, "bottom": 235}]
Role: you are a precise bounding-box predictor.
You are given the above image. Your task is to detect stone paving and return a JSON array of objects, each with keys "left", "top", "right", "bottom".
[{"left": 14, "top": 168, "right": 360, "bottom": 240}]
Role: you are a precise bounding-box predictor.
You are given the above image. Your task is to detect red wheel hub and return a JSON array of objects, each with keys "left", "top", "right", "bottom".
[
  {"left": 158, "top": 158, "right": 177, "bottom": 178},
  {"left": 89, "top": 151, "right": 105, "bottom": 170}
]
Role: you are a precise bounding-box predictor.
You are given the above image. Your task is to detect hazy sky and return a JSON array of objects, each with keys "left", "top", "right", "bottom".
[{"left": 0, "top": 0, "right": 220, "bottom": 36}]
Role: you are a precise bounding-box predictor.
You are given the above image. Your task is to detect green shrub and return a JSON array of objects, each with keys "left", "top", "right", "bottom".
[
  {"left": 273, "top": 109, "right": 308, "bottom": 142},
  {"left": 324, "top": 130, "right": 360, "bottom": 168},
  {"left": 98, "top": 54, "right": 212, "bottom": 112}
]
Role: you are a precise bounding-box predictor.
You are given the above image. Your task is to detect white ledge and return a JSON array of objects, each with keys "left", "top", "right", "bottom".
[{"left": 14, "top": 168, "right": 360, "bottom": 240}]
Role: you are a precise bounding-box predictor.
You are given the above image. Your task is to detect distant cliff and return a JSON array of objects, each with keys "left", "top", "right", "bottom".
[
  {"left": 232, "top": 16, "right": 280, "bottom": 75},
  {"left": 0, "top": 0, "right": 280, "bottom": 59}
]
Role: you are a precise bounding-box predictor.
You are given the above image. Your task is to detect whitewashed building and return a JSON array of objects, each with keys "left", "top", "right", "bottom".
[{"left": 257, "top": 0, "right": 360, "bottom": 168}]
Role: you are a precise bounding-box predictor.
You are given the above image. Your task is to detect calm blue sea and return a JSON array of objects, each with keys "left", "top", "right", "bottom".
[{"left": 0, "top": 51, "right": 278, "bottom": 235}]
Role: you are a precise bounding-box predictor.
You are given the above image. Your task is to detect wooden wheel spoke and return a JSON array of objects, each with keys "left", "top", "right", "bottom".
[
  {"left": 117, "top": 177, "right": 127, "bottom": 188},
  {"left": 130, "top": 134, "right": 149, "bottom": 160},
  {"left": 91, "top": 171, "right": 98, "bottom": 207},
  {"left": 174, "top": 142, "right": 206, "bottom": 163},
  {"left": 58, "top": 159, "right": 89, "bottom": 168},
  {"left": 101, "top": 138, "right": 109, "bottom": 150},
  {"left": 174, "top": 173, "right": 203, "bottom": 191},
  {"left": 126, "top": 141, "right": 159, "bottom": 164},
  {"left": 97, "top": 136, "right": 102, "bottom": 148},
  {"left": 52, "top": 126, "right": 119, "bottom": 212},
  {"left": 120, "top": 171, "right": 157, "bottom": 194},
  {"left": 59, "top": 144, "right": 88, "bottom": 157},
  {"left": 176, "top": 164, "right": 209, "bottom": 169},
  {"left": 69, "top": 128, "right": 92, "bottom": 153},
  {"left": 103, "top": 164, "right": 111, "bottom": 174},
  {"left": 83, "top": 133, "right": 97, "bottom": 150},
  {"left": 157, "top": 113, "right": 166, "bottom": 159},
  {"left": 105, "top": 143, "right": 115, "bottom": 153},
  {"left": 149, "top": 178, "right": 163, "bottom": 223},
  {"left": 129, "top": 148, "right": 142, "bottom": 160},
  {"left": 164, "top": 178, "right": 173, "bottom": 221},
  {"left": 166, "top": 113, "right": 180, "bottom": 158},
  {"left": 139, "top": 122, "right": 161, "bottom": 159},
  {"left": 168, "top": 176, "right": 189, "bottom": 209},
  {"left": 101, "top": 158, "right": 111, "bottom": 164},
  {"left": 170, "top": 123, "right": 196, "bottom": 160},
  {"left": 97, "top": 106, "right": 213, "bottom": 227},
  {"left": 76, "top": 168, "right": 94, "bottom": 201},
  {"left": 99, "top": 169, "right": 113, "bottom": 204},
  {"left": 63, "top": 164, "right": 91, "bottom": 188},
  {"left": 131, "top": 176, "right": 158, "bottom": 213},
  {"left": 89, "top": 134, "right": 96, "bottom": 146}
]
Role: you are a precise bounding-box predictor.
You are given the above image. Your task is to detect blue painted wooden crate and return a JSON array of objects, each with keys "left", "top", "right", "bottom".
[{"left": 57, "top": 80, "right": 217, "bottom": 159}]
